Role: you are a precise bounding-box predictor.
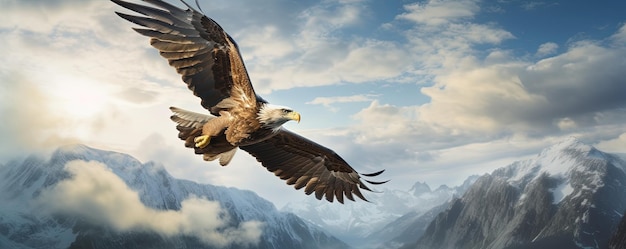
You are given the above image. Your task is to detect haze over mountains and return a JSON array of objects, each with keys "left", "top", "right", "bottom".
[
  {"left": 0, "top": 145, "right": 347, "bottom": 249},
  {"left": 1, "top": 138, "right": 626, "bottom": 249},
  {"left": 282, "top": 175, "right": 478, "bottom": 247}
]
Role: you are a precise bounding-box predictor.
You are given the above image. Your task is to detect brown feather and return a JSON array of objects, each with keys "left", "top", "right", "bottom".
[
  {"left": 113, "top": 0, "right": 258, "bottom": 116},
  {"left": 241, "top": 129, "right": 386, "bottom": 203}
]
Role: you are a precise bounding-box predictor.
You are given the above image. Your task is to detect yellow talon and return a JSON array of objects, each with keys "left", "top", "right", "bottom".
[{"left": 194, "top": 135, "right": 210, "bottom": 148}]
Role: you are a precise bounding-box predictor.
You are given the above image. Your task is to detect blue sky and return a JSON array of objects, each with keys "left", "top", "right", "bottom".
[{"left": 1, "top": 0, "right": 626, "bottom": 207}]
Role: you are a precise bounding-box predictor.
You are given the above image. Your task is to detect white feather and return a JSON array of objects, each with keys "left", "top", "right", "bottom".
[
  {"left": 170, "top": 107, "right": 214, "bottom": 128},
  {"left": 257, "top": 104, "right": 293, "bottom": 130}
]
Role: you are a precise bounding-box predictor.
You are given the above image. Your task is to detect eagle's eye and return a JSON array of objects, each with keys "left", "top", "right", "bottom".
[{"left": 282, "top": 109, "right": 292, "bottom": 114}]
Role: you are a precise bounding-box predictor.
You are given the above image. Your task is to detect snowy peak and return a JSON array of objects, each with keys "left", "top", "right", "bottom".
[
  {"left": 413, "top": 139, "right": 626, "bottom": 249},
  {"left": 536, "top": 136, "right": 611, "bottom": 166},
  {"left": 0, "top": 145, "right": 349, "bottom": 249},
  {"left": 500, "top": 137, "right": 618, "bottom": 187},
  {"left": 409, "top": 182, "right": 432, "bottom": 196}
]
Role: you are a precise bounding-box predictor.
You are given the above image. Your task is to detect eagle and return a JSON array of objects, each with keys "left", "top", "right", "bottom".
[{"left": 112, "top": 0, "right": 387, "bottom": 203}]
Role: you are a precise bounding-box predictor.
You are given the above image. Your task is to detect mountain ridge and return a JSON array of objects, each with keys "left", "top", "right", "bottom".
[
  {"left": 408, "top": 138, "right": 626, "bottom": 249},
  {"left": 0, "top": 144, "right": 349, "bottom": 249},
  {"left": 282, "top": 172, "right": 478, "bottom": 247}
]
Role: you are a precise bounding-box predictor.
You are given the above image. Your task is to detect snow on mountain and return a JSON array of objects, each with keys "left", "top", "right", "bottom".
[
  {"left": 0, "top": 144, "right": 348, "bottom": 249},
  {"left": 411, "top": 138, "right": 626, "bottom": 249},
  {"left": 281, "top": 175, "right": 478, "bottom": 247}
]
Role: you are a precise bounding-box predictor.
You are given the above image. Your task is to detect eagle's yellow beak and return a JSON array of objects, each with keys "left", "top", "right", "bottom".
[{"left": 289, "top": 111, "right": 301, "bottom": 123}]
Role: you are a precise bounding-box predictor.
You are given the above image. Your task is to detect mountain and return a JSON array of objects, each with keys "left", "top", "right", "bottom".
[
  {"left": 282, "top": 175, "right": 478, "bottom": 247},
  {"left": 0, "top": 144, "right": 349, "bottom": 249},
  {"left": 372, "top": 201, "right": 451, "bottom": 249},
  {"left": 609, "top": 210, "right": 626, "bottom": 249},
  {"left": 409, "top": 138, "right": 626, "bottom": 249}
]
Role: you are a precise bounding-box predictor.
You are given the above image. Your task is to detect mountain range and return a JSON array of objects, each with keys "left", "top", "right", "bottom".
[
  {"left": 1, "top": 138, "right": 625, "bottom": 249},
  {"left": 403, "top": 138, "right": 626, "bottom": 249},
  {"left": 282, "top": 175, "right": 478, "bottom": 247},
  {"left": 0, "top": 144, "right": 348, "bottom": 249}
]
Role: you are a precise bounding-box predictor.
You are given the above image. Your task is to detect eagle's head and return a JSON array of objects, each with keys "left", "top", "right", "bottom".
[{"left": 258, "top": 104, "right": 301, "bottom": 131}]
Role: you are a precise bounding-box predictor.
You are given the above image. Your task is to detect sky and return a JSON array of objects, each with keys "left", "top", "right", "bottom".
[{"left": 1, "top": 0, "right": 626, "bottom": 209}]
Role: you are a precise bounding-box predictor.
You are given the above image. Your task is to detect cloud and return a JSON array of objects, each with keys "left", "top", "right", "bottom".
[
  {"left": 536, "top": 42, "right": 559, "bottom": 57},
  {"left": 396, "top": 1, "right": 514, "bottom": 73},
  {"left": 0, "top": 0, "right": 204, "bottom": 158},
  {"left": 351, "top": 100, "right": 423, "bottom": 144},
  {"left": 36, "top": 160, "right": 263, "bottom": 247},
  {"left": 408, "top": 25, "right": 626, "bottom": 139},
  {"left": 521, "top": 41, "right": 626, "bottom": 122},
  {"left": 307, "top": 94, "right": 377, "bottom": 111},
  {"left": 0, "top": 0, "right": 107, "bottom": 33},
  {"left": 611, "top": 24, "right": 626, "bottom": 45},
  {"left": 326, "top": 23, "right": 626, "bottom": 188},
  {"left": 595, "top": 133, "right": 626, "bottom": 153},
  {"left": 297, "top": 0, "right": 366, "bottom": 42},
  {"left": 397, "top": 0, "right": 479, "bottom": 26},
  {"left": 0, "top": 76, "right": 82, "bottom": 158},
  {"left": 520, "top": 1, "right": 557, "bottom": 10},
  {"left": 230, "top": 0, "right": 412, "bottom": 93}
]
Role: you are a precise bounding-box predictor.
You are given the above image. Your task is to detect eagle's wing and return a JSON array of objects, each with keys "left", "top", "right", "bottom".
[
  {"left": 240, "top": 129, "right": 387, "bottom": 203},
  {"left": 112, "top": 0, "right": 259, "bottom": 115}
]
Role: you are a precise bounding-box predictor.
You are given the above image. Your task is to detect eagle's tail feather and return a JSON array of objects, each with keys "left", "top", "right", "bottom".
[
  {"left": 170, "top": 106, "right": 238, "bottom": 166},
  {"left": 218, "top": 148, "right": 237, "bottom": 166},
  {"left": 169, "top": 106, "right": 214, "bottom": 128}
]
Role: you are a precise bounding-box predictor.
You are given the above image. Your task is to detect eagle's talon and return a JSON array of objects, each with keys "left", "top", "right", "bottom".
[{"left": 194, "top": 135, "right": 210, "bottom": 148}]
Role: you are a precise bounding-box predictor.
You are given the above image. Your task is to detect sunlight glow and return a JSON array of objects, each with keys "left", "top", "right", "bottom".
[{"left": 47, "top": 76, "right": 111, "bottom": 119}]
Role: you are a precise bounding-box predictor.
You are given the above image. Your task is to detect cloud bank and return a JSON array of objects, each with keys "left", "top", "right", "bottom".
[{"left": 37, "top": 160, "right": 262, "bottom": 247}]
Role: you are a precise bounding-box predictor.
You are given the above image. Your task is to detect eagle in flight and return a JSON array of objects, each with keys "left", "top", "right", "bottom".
[{"left": 112, "top": 0, "right": 387, "bottom": 203}]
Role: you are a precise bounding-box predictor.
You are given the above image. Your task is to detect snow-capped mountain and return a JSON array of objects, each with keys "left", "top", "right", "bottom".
[
  {"left": 411, "top": 138, "right": 626, "bottom": 249},
  {"left": 0, "top": 144, "right": 348, "bottom": 249},
  {"left": 281, "top": 174, "right": 478, "bottom": 247}
]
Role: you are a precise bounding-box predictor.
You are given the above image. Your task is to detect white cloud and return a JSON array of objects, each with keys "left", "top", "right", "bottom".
[
  {"left": 37, "top": 160, "right": 263, "bottom": 247},
  {"left": 328, "top": 23, "right": 626, "bottom": 189},
  {"left": 520, "top": 1, "right": 557, "bottom": 10},
  {"left": 307, "top": 94, "right": 377, "bottom": 111},
  {"left": 555, "top": 117, "right": 577, "bottom": 131},
  {"left": 352, "top": 100, "right": 422, "bottom": 144},
  {"left": 396, "top": 1, "right": 514, "bottom": 74},
  {"left": 536, "top": 42, "right": 559, "bottom": 57},
  {"left": 298, "top": 0, "right": 365, "bottom": 41},
  {"left": 595, "top": 133, "right": 626, "bottom": 153},
  {"left": 611, "top": 24, "right": 626, "bottom": 45},
  {"left": 238, "top": 25, "right": 297, "bottom": 62},
  {"left": 0, "top": 0, "right": 204, "bottom": 159},
  {"left": 407, "top": 25, "right": 626, "bottom": 139},
  {"left": 398, "top": 0, "right": 479, "bottom": 26},
  {"left": 232, "top": 0, "right": 414, "bottom": 93}
]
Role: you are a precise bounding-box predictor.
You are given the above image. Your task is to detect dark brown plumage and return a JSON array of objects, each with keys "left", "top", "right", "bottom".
[{"left": 113, "top": 0, "right": 387, "bottom": 203}]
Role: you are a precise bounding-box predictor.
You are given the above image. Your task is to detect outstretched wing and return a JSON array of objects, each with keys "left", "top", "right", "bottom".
[
  {"left": 112, "top": 0, "right": 259, "bottom": 115},
  {"left": 240, "top": 129, "right": 387, "bottom": 203}
]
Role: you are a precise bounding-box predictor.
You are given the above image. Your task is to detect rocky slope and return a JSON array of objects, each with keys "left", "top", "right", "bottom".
[
  {"left": 408, "top": 138, "right": 626, "bottom": 249},
  {"left": 608, "top": 210, "right": 626, "bottom": 249}
]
